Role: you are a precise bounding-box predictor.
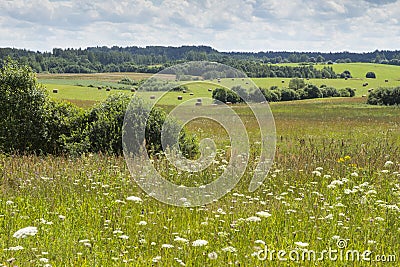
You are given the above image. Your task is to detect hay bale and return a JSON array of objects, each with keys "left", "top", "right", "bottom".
[
  {"left": 385, "top": 79, "right": 389, "bottom": 82},
  {"left": 195, "top": 102, "right": 202, "bottom": 106},
  {"left": 197, "top": 98, "right": 202, "bottom": 103},
  {"left": 98, "top": 86, "right": 102, "bottom": 90},
  {"left": 177, "top": 96, "right": 183, "bottom": 100},
  {"left": 130, "top": 88, "right": 136, "bottom": 92},
  {"left": 52, "top": 89, "right": 58, "bottom": 93},
  {"left": 281, "top": 80, "right": 285, "bottom": 83},
  {"left": 182, "top": 90, "right": 187, "bottom": 93},
  {"left": 150, "top": 95, "right": 156, "bottom": 99},
  {"left": 362, "top": 94, "right": 367, "bottom": 97},
  {"left": 226, "top": 101, "right": 232, "bottom": 105},
  {"left": 208, "top": 88, "right": 212, "bottom": 92},
  {"left": 190, "top": 93, "right": 194, "bottom": 96},
  {"left": 106, "top": 87, "right": 111, "bottom": 91},
  {"left": 368, "top": 88, "right": 374, "bottom": 92}
]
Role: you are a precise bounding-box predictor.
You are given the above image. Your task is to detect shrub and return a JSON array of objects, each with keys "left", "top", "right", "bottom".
[
  {"left": 212, "top": 88, "right": 227, "bottom": 103},
  {"left": 44, "top": 100, "right": 86, "bottom": 154},
  {"left": 303, "top": 84, "right": 323, "bottom": 99},
  {"left": 288, "top": 78, "right": 305, "bottom": 90},
  {"left": 345, "top": 87, "right": 355, "bottom": 97},
  {"left": 226, "top": 90, "right": 241, "bottom": 103},
  {"left": 367, "top": 87, "right": 400, "bottom": 105},
  {"left": 366, "top": 72, "right": 376, "bottom": 79},
  {"left": 212, "top": 87, "right": 241, "bottom": 104},
  {"left": 0, "top": 58, "right": 49, "bottom": 153},
  {"left": 340, "top": 70, "right": 352, "bottom": 78},
  {"left": 338, "top": 88, "right": 350, "bottom": 97},
  {"left": 123, "top": 95, "right": 198, "bottom": 158},
  {"left": 280, "top": 88, "right": 299, "bottom": 101},
  {"left": 320, "top": 86, "right": 339, "bottom": 97},
  {"left": 118, "top": 77, "right": 136, "bottom": 85},
  {"left": 261, "top": 88, "right": 281, "bottom": 102}
]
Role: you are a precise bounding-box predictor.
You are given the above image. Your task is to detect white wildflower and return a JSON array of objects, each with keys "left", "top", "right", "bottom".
[
  {"left": 152, "top": 256, "right": 161, "bottom": 263},
  {"left": 294, "top": 241, "right": 309, "bottom": 247},
  {"left": 39, "top": 258, "right": 49, "bottom": 263},
  {"left": 174, "top": 236, "right": 189, "bottom": 243},
  {"left": 312, "top": 171, "right": 322, "bottom": 176},
  {"left": 126, "top": 196, "right": 142, "bottom": 203},
  {"left": 208, "top": 252, "right": 218, "bottom": 260},
  {"left": 4, "top": 246, "right": 24, "bottom": 251},
  {"left": 162, "top": 244, "right": 174, "bottom": 248},
  {"left": 192, "top": 239, "right": 208, "bottom": 247},
  {"left": 384, "top": 161, "right": 394, "bottom": 167},
  {"left": 222, "top": 246, "right": 237, "bottom": 252},
  {"left": 256, "top": 211, "right": 272, "bottom": 218},
  {"left": 246, "top": 216, "right": 261, "bottom": 222},
  {"left": 13, "top": 226, "right": 38, "bottom": 238}
]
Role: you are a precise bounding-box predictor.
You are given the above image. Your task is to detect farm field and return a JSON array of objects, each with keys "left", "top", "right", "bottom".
[{"left": 39, "top": 63, "right": 400, "bottom": 107}]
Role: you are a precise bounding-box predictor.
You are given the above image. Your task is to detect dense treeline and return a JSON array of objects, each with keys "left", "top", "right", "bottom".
[{"left": 2, "top": 45, "right": 400, "bottom": 76}]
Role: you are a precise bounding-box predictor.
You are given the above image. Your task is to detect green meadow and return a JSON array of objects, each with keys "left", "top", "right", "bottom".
[
  {"left": 39, "top": 63, "right": 400, "bottom": 107},
  {"left": 1, "top": 63, "right": 399, "bottom": 266}
]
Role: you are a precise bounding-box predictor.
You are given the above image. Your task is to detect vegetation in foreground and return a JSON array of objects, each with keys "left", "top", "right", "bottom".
[{"left": 1, "top": 97, "right": 399, "bottom": 266}]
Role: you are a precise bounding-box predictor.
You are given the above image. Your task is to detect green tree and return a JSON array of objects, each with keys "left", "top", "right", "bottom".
[
  {"left": 280, "top": 88, "right": 299, "bottom": 101},
  {"left": 303, "top": 84, "right": 323, "bottom": 99},
  {"left": 212, "top": 88, "right": 227, "bottom": 103},
  {"left": 289, "top": 78, "right": 305, "bottom": 90},
  {"left": 0, "top": 58, "right": 49, "bottom": 153}
]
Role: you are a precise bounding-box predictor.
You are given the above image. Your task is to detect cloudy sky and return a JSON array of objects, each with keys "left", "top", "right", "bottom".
[{"left": 1, "top": 0, "right": 400, "bottom": 53}]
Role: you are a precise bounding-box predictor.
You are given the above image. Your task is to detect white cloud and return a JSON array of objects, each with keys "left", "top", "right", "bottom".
[{"left": 1, "top": 0, "right": 400, "bottom": 52}]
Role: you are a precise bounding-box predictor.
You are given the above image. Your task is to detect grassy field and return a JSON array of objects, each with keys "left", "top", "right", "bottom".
[
  {"left": 38, "top": 63, "right": 400, "bottom": 107},
  {"left": 1, "top": 96, "right": 399, "bottom": 266}
]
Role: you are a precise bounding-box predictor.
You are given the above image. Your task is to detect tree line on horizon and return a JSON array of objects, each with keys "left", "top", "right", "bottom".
[{"left": 1, "top": 45, "right": 400, "bottom": 76}]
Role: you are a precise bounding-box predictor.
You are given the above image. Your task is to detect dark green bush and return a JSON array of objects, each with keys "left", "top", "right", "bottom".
[
  {"left": 367, "top": 87, "right": 400, "bottom": 105},
  {"left": 260, "top": 88, "right": 280, "bottom": 102},
  {"left": 320, "top": 86, "right": 339, "bottom": 97},
  {"left": 212, "top": 87, "right": 241, "bottom": 103},
  {"left": 0, "top": 58, "right": 49, "bottom": 153},
  {"left": 280, "top": 88, "right": 299, "bottom": 101},
  {"left": 366, "top": 72, "right": 376, "bottom": 79},
  {"left": 302, "top": 84, "right": 323, "bottom": 99}
]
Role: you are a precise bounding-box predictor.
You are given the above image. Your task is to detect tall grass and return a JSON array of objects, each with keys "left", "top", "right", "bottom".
[{"left": 1, "top": 98, "right": 399, "bottom": 266}]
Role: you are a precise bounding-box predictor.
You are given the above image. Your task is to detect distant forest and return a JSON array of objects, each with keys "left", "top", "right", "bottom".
[{"left": 1, "top": 45, "right": 400, "bottom": 78}]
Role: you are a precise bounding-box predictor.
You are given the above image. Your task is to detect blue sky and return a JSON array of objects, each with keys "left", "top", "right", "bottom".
[{"left": 1, "top": 0, "right": 400, "bottom": 52}]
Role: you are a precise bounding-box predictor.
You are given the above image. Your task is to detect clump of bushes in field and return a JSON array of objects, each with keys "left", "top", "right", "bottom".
[
  {"left": 0, "top": 59, "right": 198, "bottom": 156},
  {"left": 366, "top": 71, "right": 376, "bottom": 79},
  {"left": 367, "top": 87, "right": 400, "bottom": 106},
  {"left": 212, "top": 78, "right": 355, "bottom": 104}
]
